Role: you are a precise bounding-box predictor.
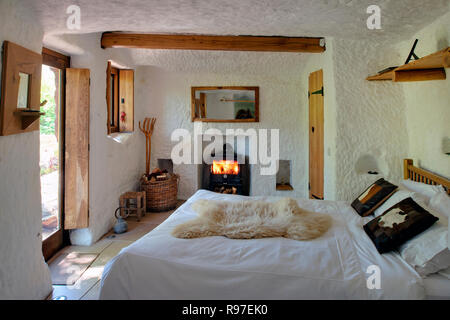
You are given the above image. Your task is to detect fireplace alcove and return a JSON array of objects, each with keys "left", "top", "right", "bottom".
[{"left": 201, "top": 143, "right": 250, "bottom": 195}]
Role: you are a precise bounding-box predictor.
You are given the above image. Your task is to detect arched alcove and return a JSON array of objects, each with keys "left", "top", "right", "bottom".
[{"left": 355, "top": 154, "right": 384, "bottom": 175}]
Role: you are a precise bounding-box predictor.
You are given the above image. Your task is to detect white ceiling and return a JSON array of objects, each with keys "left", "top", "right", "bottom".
[{"left": 23, "top": 0, "right": 450, "bottom": 42}]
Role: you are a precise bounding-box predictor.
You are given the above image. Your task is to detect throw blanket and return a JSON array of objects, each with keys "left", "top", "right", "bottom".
[{"left": 172, "top": 198, "right": 331, "bottom": 241}]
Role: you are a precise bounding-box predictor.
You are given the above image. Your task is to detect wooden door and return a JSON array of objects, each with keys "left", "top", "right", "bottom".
[
  {"left": 308, "top": 69, "right": 324, "bottom": 200},
  {"left": 41, "top": 47, "right": 71, "bottom": 261},
  {"left": 65, "top": 68, "right": 90, "bottom": 229},
  {"left": 119, "top": 69, "right": 134, "bottom": 132}
]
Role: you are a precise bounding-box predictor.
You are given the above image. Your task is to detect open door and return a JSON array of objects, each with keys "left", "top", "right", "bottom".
[
  {"left": 65, "top": 68, "right": 90, "bottom": 229},
  {"left": 118, "top": 69, "right": 134, "bottom": 132},
  {"left": 308, "top": 69, "right": 324, "bottom": 200},
  {"left": 41, "top": 48, "right": 70, "bottom": 261}
]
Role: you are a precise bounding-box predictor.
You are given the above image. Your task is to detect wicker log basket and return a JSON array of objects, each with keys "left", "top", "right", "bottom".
[
  {"left": 138, "top": 117, "right": 179, "bottom": 212},
  {"left": 141, "top": 174, "right": 179, "bottom": 212}
]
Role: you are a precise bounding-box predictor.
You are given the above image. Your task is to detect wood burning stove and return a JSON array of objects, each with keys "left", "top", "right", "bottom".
[{"left": 202, "top": 144, "right": 250, "bottom": 195}]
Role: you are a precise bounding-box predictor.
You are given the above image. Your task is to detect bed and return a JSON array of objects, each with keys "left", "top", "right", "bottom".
[{"left": 99, "top": 159, "right": 450, "bottom": 300}]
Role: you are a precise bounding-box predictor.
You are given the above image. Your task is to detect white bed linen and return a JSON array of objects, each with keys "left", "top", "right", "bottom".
[
  {"left": 423, "top": 274, "right": 450, "bottom": 300},
  {"left": 99, "top": 190, "right": 426, "bottom": 300}
]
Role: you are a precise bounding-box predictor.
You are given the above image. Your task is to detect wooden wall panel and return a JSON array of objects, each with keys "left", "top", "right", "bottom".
[
  {"left": 119, "top": 69, "right": 134, "bottom": 132},
  {"left": 65, "top": 68, "right": 90, "bottom": 229},
  {"left": 308, "top": 69, "right": 324, "bottom": 200}
]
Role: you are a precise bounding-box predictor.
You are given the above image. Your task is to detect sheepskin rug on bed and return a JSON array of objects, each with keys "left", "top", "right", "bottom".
[{"left": 172, "top": 198, "right": 332, "bottom": 241}]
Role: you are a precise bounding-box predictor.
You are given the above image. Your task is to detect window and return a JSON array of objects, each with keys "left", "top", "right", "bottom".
[
  {"left": 106, "top": 61, "right": 134, "bottom": 134},
  {"left": 109, "top": 66, "right": 119, "bottom": 133}
]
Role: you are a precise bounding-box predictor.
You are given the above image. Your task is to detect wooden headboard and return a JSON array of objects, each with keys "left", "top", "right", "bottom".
[{"left": 404, "top": 159, "right": 450, "bottom": 195}]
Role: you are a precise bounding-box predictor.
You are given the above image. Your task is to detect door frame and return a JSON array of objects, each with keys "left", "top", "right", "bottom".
[{"left": 41, "top": 47, "right": 71, "bottom": 261}]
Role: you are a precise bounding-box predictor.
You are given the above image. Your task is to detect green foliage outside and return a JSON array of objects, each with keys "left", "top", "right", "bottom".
[
  {"left": 40, "top": 66, "right": 59, "bottom": 176},
  {"left": 40, "top": 70, "right": 57, "bottom": 135}
]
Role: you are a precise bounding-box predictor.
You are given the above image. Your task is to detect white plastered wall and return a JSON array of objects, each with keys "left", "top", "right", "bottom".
[
  {"left": 285, "top": 37, "right": 411, "bottom": 202},
  {"left": 331, "top": 38, "right": 410, "bottom": 201},
  {"left": 133, "top": 50, "right": 311, "bottom": 200},
  {"left": 132, "top": 37, "right": 412, "bottom": 202},
  {"left": 50, "top": 9, "right": 449, "bottom": 245},
  {"left": 0, "top": 0, "right": 52, "bottom": 300},
  {"left": 298, "top": 39, "right": 338, "bottom": 200},
  {"left": 0, "top": 1, "right": 448, "bottom": 299},
  {"left": 396, "top": 11, "right": 450, "bottom": 179}
]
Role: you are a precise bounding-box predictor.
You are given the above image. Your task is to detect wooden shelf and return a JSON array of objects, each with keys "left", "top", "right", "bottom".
[
  {"left": 393, "top": 69, "right": 446, "bottom": 82},
  {"left": 367, "top": 47, "right": 450, "bottom": 82},
  {"left": 276, "top": 183, "right": 294, "bottom": 191},
  {"left": 14, "top": 110, "right": 45, "bottom": 130},
  {"left": 396, "top": 47, "right": 450, "bottom": 71},
  {"left": 366, "top": 70, "right": 394, "bottom": 81}
]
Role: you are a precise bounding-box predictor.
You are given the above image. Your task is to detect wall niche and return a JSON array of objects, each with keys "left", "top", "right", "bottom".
[{"left": 276, "top": 160, "right": 293, "bottom": 191}]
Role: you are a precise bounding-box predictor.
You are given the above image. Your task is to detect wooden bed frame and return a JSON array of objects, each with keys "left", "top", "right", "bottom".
[{"left": 404, "top": 159, "right": 450, "bottom": 195}]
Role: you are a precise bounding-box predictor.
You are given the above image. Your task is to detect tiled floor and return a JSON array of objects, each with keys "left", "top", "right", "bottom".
[{"left": 47, "top": 201, "right": 184, "bottom": 300}]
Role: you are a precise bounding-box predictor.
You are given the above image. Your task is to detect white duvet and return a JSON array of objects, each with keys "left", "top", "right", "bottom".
[{"left": 99, "top": 190, "right": 426, "bottom": 300}]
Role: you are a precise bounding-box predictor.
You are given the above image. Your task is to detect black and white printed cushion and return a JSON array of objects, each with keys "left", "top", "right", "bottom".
[{"left": 363, "top": 197, "right": 439, "bottom": 254}]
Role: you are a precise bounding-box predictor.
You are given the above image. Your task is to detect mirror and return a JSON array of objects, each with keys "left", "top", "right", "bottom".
[
  {"left": 17, "top": 72, "right": 30, "bottom": 109},
  {"left": 191, "top": 86, "right": 259, "bottom": 122}
]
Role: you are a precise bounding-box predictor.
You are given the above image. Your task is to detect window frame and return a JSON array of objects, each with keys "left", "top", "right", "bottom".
[
  {"left": 41, "top": 47, "right": 71, "bottom": 261},
  {"left": 106, "top": 61, "right": 134, "bottom": 134},
  {"left": 106, "top": 61, "right": 120, "bottom": 134}
]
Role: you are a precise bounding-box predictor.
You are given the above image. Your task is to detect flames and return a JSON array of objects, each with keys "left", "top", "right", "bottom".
[{"left": 211, "top": 160, "right": 239, "bottom": 175}]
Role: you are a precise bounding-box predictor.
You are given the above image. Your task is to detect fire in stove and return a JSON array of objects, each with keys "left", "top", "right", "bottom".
[{"left": 211, "top": 160, "right": 240, "bottom": 175}]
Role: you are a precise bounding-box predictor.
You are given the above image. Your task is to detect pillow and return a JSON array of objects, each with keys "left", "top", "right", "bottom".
[
  {"left": 363, "top": 197, "right": 438, "bottom": 254},
  {"left": 374, "top": 189, "right": 427, "bottom": 217},
  {"left": 401, "top": 179, "right": 444, "bottom": 203},
  {"left": 398, "top": 207, "right": 450, "bottom": 278},
  {"left": 429, "top": 189, "right": 450, "bottom": 218},
  {"left": 372, "top": 191, "right": 450, "bottom": 277},
  {"left": 351, "top": 178, "right": 398, "bottom": 217},
  {"left": 439, "top": 267, "right": 450, "bottom": 279}
]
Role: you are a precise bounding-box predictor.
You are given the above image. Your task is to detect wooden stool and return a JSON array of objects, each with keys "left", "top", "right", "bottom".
[{"left": 119, "top": 191, "right": 146, "bottom": 221}]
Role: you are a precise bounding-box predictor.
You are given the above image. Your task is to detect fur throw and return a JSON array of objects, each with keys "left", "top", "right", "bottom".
[{"left": 172, "top": 198, "right": 331, "bottom": 241}]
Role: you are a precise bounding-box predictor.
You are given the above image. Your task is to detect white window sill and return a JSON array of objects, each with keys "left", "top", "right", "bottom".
[{"left": 107, "top": 131, "right": 134, "bottom": 144}]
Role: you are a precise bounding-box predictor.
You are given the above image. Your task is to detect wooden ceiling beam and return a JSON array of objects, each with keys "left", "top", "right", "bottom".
[{"left": 101, "top": 32, "right": 325, "bottom": 53}]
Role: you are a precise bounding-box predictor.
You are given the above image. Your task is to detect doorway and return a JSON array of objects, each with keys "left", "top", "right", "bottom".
[
  {"left": 41, "top": 48, "right": 70, "bottom": 261},
  {"left": 308, "top": 69, "right": 324, "bottom": 200}
]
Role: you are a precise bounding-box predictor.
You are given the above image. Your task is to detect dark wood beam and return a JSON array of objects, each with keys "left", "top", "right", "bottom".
[{"left": 101, "top": 32, "right": 325, "bottom": 53}]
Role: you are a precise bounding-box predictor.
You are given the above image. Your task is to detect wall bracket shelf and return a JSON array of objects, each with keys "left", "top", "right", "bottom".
[
  {"left": 13, "top": 110, "right": 45, "bottom": 130},
  {"left": 276, "top": 184, "right": 294, "bottom": 191},
  {"left": 0, "top": 41, "right": 43, "bottom": 135},
  {"left": 367, "top": 47, "right": 450, "bottom": 82}
]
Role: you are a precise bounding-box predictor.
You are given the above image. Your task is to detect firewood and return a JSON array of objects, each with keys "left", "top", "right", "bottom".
[{"left": 152, "top": 168, "right": 162, "bottom": 174}]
